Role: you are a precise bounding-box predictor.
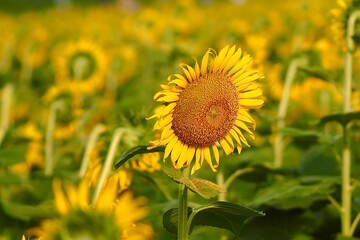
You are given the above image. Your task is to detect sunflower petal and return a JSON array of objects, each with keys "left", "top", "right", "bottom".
[
  {"left": 204, "top": 147, "right": 216, "bottom": 172},
  {"left": 186, "top": 146, "right": 196, "bottom": 166},
  {"left": 219, "top": 138, "right": 233, "bottom": 155},
  {"left": 212, "top": 144, "right": 220, "bottom": 167},
  {"left": 164, "top": 136, "right": 178, "bottom": 159},
  {"left": 171, "top": 141, "right": 183, "bottom": 166},
  {"left": 240, "top": 99, "right": 264, "bottom": 109},
  {"left": 176, "top": 144, "right": 188, "bottom": 169},
  {"left": 201, "top": 49, "right": 211, "bottom": 76}
]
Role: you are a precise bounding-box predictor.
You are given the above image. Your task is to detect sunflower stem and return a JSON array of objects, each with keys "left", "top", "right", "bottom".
[
  {"left": 0, "top": 84, "right": 13, "bottom": 147},
  {"left": 217, "top": 169, "right": 226, "bottom": 201},
  {"left": 274, "top": 57, "right": 306, "bottom": 168},
  {"left": 178, "top": 166, "right": 190, "bottom": 240},
  {"left": 340, "top": 10, "right": 360, "bottom": 237},
  {"left": 78, "top": 124, "right": 106, "bottom": 178},
  {"left": 224, "top": 167, "right": 254, "bottom": 191},
  {"left": 45, "top": 100, "right": 63, "bottom": 176},
  {"left": 92, "top": 128, "right": 129, "bottom": 205}
]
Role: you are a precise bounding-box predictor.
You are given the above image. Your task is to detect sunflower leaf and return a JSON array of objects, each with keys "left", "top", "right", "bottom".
[
  {"left": 162, "top": 166, "right": 225, "bottom": 199},
  {"left": 190, "top": 178, "right": 226, "bottom": 198},
  {"left": 114, "top": 145, "right": 165, "bottom": 169},
  {"left": 298, "top": 66, "right": 334, "bottom": 82},
  {"left": 316, "top": 111, "right": 360, "bottom": 127},
  {"left": 251, "top": 178, "right": 339, "bottom": 209},
  {"left": 189, "top": 202, "right": 265, "bottom": 236},
  {"left": 162, "top": 207, "right": 193, "bottom": 235},
  {"left": 1, "top": 200, "right": 55, "bottom": 221},
  {"left": 162, "top": 202, "right": 265, "bottom": 237}
]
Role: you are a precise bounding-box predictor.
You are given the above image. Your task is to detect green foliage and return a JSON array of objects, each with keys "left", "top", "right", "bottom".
[
  {"left": 162, "top": 165, "right": 225, "bottom": 199},
  {"left": 317, "top": 112, "right": 360, "bottom": 128},
  {"left": 163, "top": 202, "right": 264, "bottom": 237},
  {"left": 251, "top": 178, "right": 338, "bottom": 209}
]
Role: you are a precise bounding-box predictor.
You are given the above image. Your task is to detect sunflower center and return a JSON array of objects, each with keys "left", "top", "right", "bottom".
[
  {"left": 172, "top": 72, "right": 239, "bottom": 147},
  {"left": 69, "top": 52, "right": 96, "bottom": 80}
]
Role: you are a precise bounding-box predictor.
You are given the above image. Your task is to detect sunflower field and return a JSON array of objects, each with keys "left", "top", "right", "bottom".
[{"left": 1, "top": 0, "right": 360, "bottom": 239}]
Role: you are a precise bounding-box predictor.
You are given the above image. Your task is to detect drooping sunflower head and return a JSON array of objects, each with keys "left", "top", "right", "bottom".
[
  {"left": 149, "top": 45, "right": 264, "bottom": 174},
  {"left": 52, "top": 39, "right": 108, "bottom": 96},
  {"left": 330, "top": 0, "right": 360, "bottom": 48}
]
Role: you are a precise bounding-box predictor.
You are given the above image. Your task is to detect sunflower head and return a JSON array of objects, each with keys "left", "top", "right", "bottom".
[
  {"left": 26, "top": 179, "right": 153, "bottom": 240},
  {"left": 149, "top": 45, "right": 264, "bottom": 174},
  {"left": 330, "top": 0, "right": 360, "bottom": 48},
  {"left": 51, "top": 39, "right": 108, "bottom": 97}
]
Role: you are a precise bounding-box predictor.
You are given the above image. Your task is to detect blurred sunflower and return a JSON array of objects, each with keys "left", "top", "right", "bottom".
[
  {"left": 84, "top": 140, "right": 133, "bottom": 193},
  {"left": 290, "top": 78, "right": 342, "bottom": 118},
  {"left": 131, "top": 152, "right": 161, "bottom": 173},
  {"left": 10, "top": 122, "right": 44, "bottom": 176},
  {"left": 18, "top": 27, "right": 50, "bottom": 69},
  {"left": 330, "top": 0, "right": 360, "bottom": 48},
  {"left": 51, "top": 39, "right": 108, "bottom": 98},
  {"left": 149, "top": 46, "right": 264, "bottom": 174},
  {"left": 26, "top": 178, "right": 153, "bottom": 240}
]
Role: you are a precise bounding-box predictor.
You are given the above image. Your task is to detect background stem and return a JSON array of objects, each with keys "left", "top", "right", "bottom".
[
  {"left": 340, "top": 10, "right": 360, "bottom": 237},
  {"left": 45, "top": 100, "right": 63, "bottom": 176},
  {"left": 274, "top": 58, "right": 305, "bottom": 168},
  {"left": 92, "top": 128, "right": 128, "bottom": 204},
  {"left": 0, "top": 84, "right": 13, "bottom": 147}
]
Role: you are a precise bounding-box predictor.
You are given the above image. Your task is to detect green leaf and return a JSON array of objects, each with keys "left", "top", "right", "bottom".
[
  {"left": 0, "top": 173, "right": 22, "bottom": 184},
  {"left": 162, "top": 202, "right": 264, "bottom": 237},
  {"left": 162, "top": 165, "right": 225, "bottom": 199},
  {"left": 317, "top": 111, "right": 360, "bottom": 127},
  {"left": 190, "top": 178, "right": 225, "bottom": 198},
  {"left": 162, "top": 207, "right": 192, "bottom": 235},
  {"left": 1, "top": 200, "right": 55, "bottom": 221},
  {"left": 280, "top": 127, "right": 320, "bottom": 138},
  {"left": 190, "top": 202, "right": 265, "bottom": 236},
  {"left": 298, "top": 66, "right": 334, "bottom": 82},
  {"left": 300, "top": 144, "right": 340, "bottom": 177},
  {"left": 336, "top": 235, "right": 359, "bottom": 240},
  {"left": 114, "top": 145, "right": 165, "bottom": 169},
  {"left": 252, "top": 179, "right": 338, "bottom": 209},
  {"left": 0, "top": 145, "right": 27, "bottom": 167}
]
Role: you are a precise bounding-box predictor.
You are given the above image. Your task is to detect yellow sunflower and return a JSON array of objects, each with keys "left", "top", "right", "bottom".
[
  {"left": 149, "top": 45, "right": 264, "bottom": 174},
  {"left": 51, "top": 39, "right": 108, "bottom": 98},
  {"left": 330, "top": 0, "right": 360, "bottom": 48},
  {"left": 26, "top": 178, "right": 153, "bottom": 240}
]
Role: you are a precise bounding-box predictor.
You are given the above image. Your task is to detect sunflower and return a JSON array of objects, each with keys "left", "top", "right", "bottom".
[
  {"left": 51, "top": 39, "right": 108, "bottom": 99},
  {"left": 149, "top": 45, "right": 264, "bottom": 174},
  {"left": 330, "top": 0, "right": 360, "bottom": 48},
  {"left": 26, "top": 178, "right": 153, "bottom": 240}
]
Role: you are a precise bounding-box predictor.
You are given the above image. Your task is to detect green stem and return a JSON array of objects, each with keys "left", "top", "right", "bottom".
[
  {"left": 92, "top": 128, "right": 129, "bottom": 204},
  {"left": 0, "top": 84, "right": 13, "bottom": 147},
  {"left": 78, "top": 124, "right": 106, "bottom": 178},
  {"left": 224, "top": 167, "right": 254, "bottom": 190},
  {"left": 217, "top": 169, "right": 226, "bottom": 201},
  {"left": 350, "top": 211, "right": 360, "bottom": 236},
  {"left": 178, "top": 167, "right": 190, "bottom": 240},
  {"left": 274, "top": 57, "right": 306, "bottom": 168},
  {"left": 45, "top": 100, "right": 63, "bottom": 176},
  {"left": 341, "top": 140, "right": 351, "bottom": 236},
  {"left": 340, "top": 10, "right": 360, "bottom": 237},
  {"left": 327, "top": 195, "right": 342, "bottom": 214}
]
